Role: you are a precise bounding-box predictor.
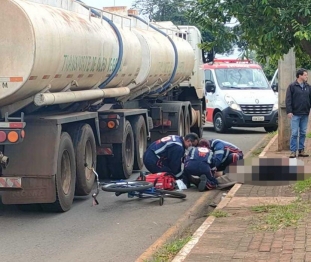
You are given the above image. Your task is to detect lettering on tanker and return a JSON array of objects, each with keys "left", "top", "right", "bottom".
[
  {"left": 95, "top": 56, "right": 108, "bottom": 72},
  {"left": 108, "top": 58, "right": 118, "bottom": 73},
  {"left": 90, "top": 57, "right": 98, "bottom": 72},
  {"left": 61, "top": 54, "right": 119, "bottom": 73}
]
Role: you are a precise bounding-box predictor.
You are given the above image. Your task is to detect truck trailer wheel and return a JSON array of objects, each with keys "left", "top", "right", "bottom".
[
  {"left": 191, "top": 108, "right": 204, "bottom": 138},
  {"left": 131, "top": 116, "right": 147, "bottom": 170},
  {"left": 41, "top": 132, "right": 76, "bottom": 212},
  {"left": 178, "top": 109, "right": 185, "bottom": 136},
  {"left": 109, "top": 120, "right": 134, "bottom": 179},
  {"left": 70, "top": 123, "right": 96, "bottom": 196},
  {"left": 184, "top": 109, "right": 191, "bottom": 135}
]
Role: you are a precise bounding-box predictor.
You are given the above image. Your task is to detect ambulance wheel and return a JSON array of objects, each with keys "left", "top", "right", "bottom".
[
  {"left": 213, "top": 112, "right": 228, "bottom": 133},
  {"left": 264, "top": 126, "right": 278, "bottom": 133}
]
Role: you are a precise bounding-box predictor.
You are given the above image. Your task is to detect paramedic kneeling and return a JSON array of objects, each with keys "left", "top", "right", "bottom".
[
  {"left": 143, "top": 133, "right": 199, "bottom": 178},
  {"left": 183, "top": 142, "right": 219, "bottom": 192},
  {"left": 209, "top": 139, "right": 244, "bottom": 174}
]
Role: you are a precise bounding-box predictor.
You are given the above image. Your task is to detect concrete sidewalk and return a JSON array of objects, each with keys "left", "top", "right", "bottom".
[{"left": 172, "top": 117, "right": 311, "bottom": 262}]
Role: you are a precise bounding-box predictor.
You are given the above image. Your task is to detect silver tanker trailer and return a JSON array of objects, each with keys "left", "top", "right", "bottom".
[{"left": 0, "top": 0, "right": 208, "bottom": 212}]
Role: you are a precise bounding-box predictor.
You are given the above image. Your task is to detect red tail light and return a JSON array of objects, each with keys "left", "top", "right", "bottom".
[
  {"left": 9, "top": 122, "right": 24, "bottom": 128},
  {"left": 0, "top": 131, "right": 6, "bottom": 142}
]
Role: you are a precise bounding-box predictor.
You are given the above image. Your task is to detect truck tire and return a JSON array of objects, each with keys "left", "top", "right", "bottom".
[
  {"left": 70, "top": 123, "right": 96, "bottom": 196},
  {"left": 131, "top": 116, "right": 147, "bottom": 170},
  {"left": 213, "top": 112, "right": 228, "bottom": 133},
  {"left": 109, "top": 120, "right": 134, "bottom": 179},
  {"left": 41, "top": 132, "right": 76, "bottom": 212},
  {"left": 191, "top": 108, "right": 204, "bottom": 138},
  {"left": 147, "top": 116, "right": 154, "bottom": 130},
  {"left": 178, "top": 109, "right": 185, "bottom": 136},
  {"left": 184, "top": 109, "right": 191, "bottom": 135}
]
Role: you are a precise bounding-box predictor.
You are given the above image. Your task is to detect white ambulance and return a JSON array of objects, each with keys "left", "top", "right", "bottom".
[{"left": 203, "top": 58, "right": 278, "bottom": 133}]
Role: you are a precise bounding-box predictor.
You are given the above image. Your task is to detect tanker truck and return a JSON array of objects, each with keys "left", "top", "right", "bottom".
[{"left": 0, "top": 0, "right": 207, "bottom": 212}]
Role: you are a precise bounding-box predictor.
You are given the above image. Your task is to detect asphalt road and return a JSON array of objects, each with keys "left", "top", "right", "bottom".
[{"left": 0, "top": 126, "right": 266, "bottom": 262}]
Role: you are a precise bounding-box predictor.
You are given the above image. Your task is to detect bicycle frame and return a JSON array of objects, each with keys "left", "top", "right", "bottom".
[
  {"left": 85, "top": 164, "right": 100, "bottom": 205},
  {"left": 86, "top": 164, "right": 186, "bottom": 206},
  {"left": 85, "top": 164, "right": 153, "bottom": 205}
]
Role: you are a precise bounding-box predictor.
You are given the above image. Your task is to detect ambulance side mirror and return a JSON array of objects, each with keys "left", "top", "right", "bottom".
[
  {"left": 205, "top": 81, "right": 216, "bottom": 93},
  {"left": 272, "top": 83, "right": 278, "bottom": 92}
]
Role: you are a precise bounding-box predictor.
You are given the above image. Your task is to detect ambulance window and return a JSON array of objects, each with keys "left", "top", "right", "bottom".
[{"left": 205, "top": 70, "right": 215, "bottom": 83}]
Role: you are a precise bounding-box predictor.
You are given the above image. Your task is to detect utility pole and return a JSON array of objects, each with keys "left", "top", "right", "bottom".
[{"left": 278, "top": 48, "right": 296, "bottom": 151}]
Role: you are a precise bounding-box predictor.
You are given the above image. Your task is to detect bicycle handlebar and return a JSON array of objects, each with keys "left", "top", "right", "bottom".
[{"left": 85, "top": 163, "right": 100, "bottom": 205}]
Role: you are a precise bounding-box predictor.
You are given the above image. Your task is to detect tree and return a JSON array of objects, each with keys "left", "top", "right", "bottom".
[
  {"left": 187, "top": 0, "right": 311, "bottom": 64},
  {"left": 132, "top": 0, "right": 191, "bottom": 24},
  {"left": 132, "top": 0, "right": 233, "bottom": 54}
]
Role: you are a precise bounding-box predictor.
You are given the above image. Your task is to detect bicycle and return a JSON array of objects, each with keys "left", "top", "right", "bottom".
[{"left": 86, "top": 164, "right": 186, "bottom": 206}]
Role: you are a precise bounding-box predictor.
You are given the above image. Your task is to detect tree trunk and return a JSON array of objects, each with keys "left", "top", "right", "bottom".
[{"left": 301, "top": 40, "right": 311, "bottom": 59}]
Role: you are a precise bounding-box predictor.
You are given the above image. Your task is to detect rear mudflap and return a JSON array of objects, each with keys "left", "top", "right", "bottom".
[{"left": 1, "top": 177, "right": 56, "bottom": 205}]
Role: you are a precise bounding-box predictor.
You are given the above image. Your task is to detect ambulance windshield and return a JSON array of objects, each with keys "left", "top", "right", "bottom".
[{"left": 214, "top": 68, "right": 269, "bottom": 90}]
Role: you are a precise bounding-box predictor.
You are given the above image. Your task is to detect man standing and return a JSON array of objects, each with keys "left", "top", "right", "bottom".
[
  {"left": 143, "top": 133, "right": 199, "bottom": 178},
  {"left": 286, "top": 68, "right": 311, "bottom": 158}
]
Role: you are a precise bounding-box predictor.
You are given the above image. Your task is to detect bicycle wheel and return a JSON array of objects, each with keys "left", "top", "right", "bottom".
[
  {"left": 102, "top": 181, "right": 153, "bottom": 193},
  {"left": 155, "top": 189, "right": 187, "bottom": 199}
]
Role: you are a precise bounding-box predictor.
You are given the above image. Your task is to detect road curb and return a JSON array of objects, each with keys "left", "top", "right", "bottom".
[
  {"left": 259, "top": 134, "right": 278, "bottom": 158},
  {"left": 135, "top": 190, "right": 219, "bottom": 262},
  {"left": 171, "top": 133, "right": 272, "bottom": 261},
  {"left": 244, "top": 133, "right": 269, "bottom": 159}
]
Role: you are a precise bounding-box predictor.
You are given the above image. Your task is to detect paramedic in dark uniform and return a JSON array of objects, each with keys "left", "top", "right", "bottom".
[
  {"left": 143, "top": 133, "right": 199, "bottom": 178},
  {"left": 208, "top": 139, "right": 244, "bottom": 173},
  {"left": 182, "top": 139, "right": 219, "bottom": 191}
]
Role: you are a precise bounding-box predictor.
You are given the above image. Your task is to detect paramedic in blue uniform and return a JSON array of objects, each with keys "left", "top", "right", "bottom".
[
  {"left": 208, "top": 139, "right": 244, "bottom": 173},
  {"left": 143, "top": 133, "right": 199, "bottom": 178},
  {"left": 182, "top": 139, "right": 219, "bottom": 191}
]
